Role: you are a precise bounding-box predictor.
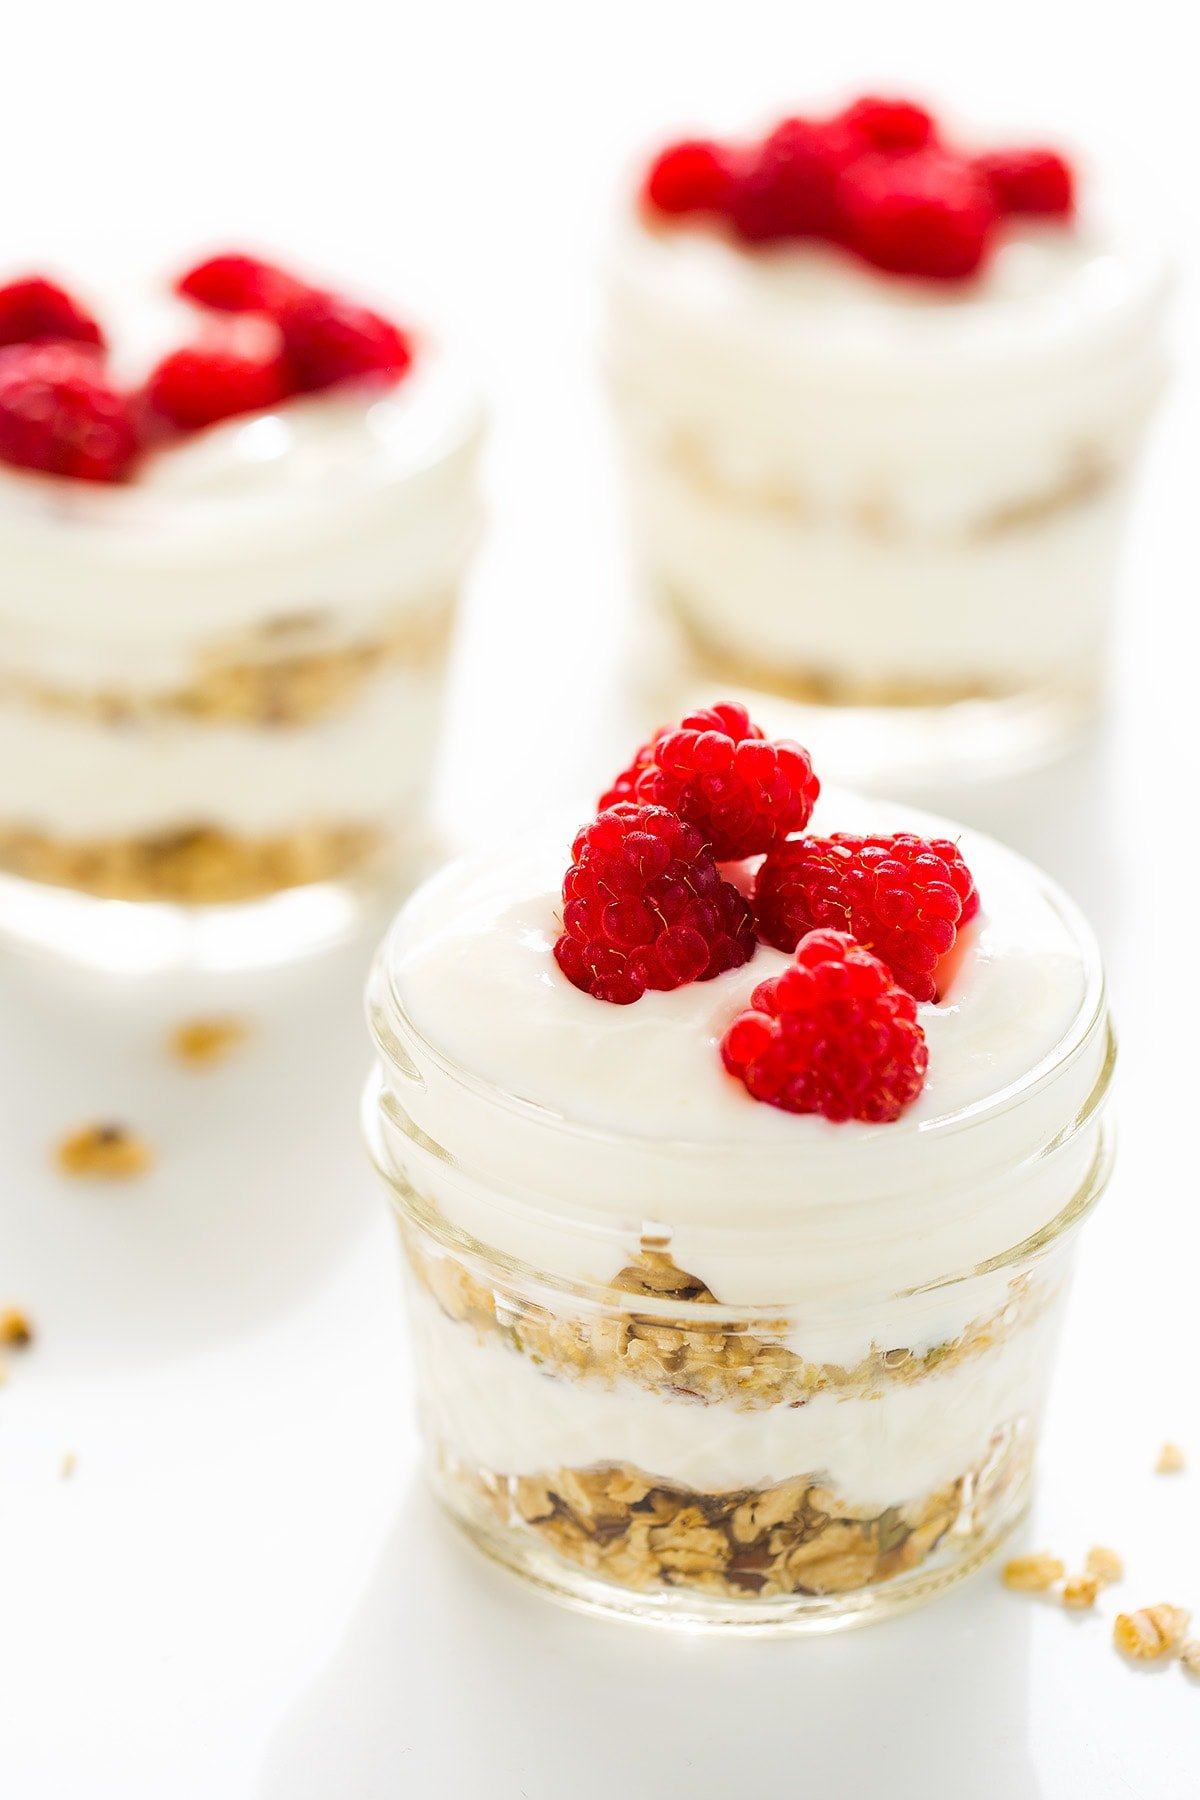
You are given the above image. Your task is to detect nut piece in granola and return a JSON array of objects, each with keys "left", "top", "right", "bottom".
[
  {"left": 1113, "top": 1604, "right": 1192, "bottom": 1661},
  {"left": 168, "top": 1016, "right": 250, "bottom": 1067},
  {"left": 1155, "top": 1442, "right": 1186, "bottom": 1475},
  {"left": 1180, "top": 1640, "right": 1200, "bottom": 1678},
  {"left": 1062, "top": 1574, "right": 1099, "bottom": 1611},
  {"left": 0, "top": 1306, "right": 33, "bottom": 1348},
  {"left": 55, "top": 1122, "right": 152, "bottom": 1179},
  {"left": 1085, "top": 1545, "right": 1124, "bottom": 1586},
  {"left": 1002, "top": 1552, "right": 1065, "bottom": 1592}
]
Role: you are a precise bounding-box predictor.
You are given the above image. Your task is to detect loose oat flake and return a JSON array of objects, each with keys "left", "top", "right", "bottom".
[
  {"left": 1155, "top": 1442, "right": 1186, "bottom": 1475},
  {"left": 169, "top": 1016, "right": 249, "bottom": 1067},
  {"left": 1062, "top": 1574, "right": 1099, "bottom": 1610},
  {"left": 1113, "top": 1604, "right": 1191, "bottom": 1661},
  {"left": 0, "top": 1306, "right": 33, "bottom": 1348},
  {"left": 1002, "top": 1552, "right": 1064, "bottom": 1592},
  {"left": 55, "top": 1122, "right": 152, "bottom": 1179},
  {"left": 1179, "top": 1640, "right": 1200, "bottom": 1678},
  {"left": 1085, "top": 1545, "right": 1124, "bottom": 1586}
]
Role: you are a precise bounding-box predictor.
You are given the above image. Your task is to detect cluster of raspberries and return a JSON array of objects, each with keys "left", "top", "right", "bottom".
[
  {"left": 0, "top": 256, "right": 413, "bottom": 484},
  {"left": 554, "top": 702, "right": 979, "bottom": 1124},
  {"left": 641, "top": 95, "right": 1075, "bottom": 282}
]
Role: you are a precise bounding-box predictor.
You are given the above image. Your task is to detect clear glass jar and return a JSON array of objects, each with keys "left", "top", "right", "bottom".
[
  {"left": 364, "top": 876, "right": 1114, "bottom": 1632},
  {"left": 0, "top": 350, "right": 483, "bottom": 969},
  {"left": 605, "top": 210, "right": 1171, "bottom": 786}
]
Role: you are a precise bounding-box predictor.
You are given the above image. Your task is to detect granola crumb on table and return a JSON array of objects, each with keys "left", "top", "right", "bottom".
[
  {"left": 55, "top": 1122, "right": 152, "bottom": 1179},
  {"left": 1113, "top": 1604, "right": 1191, "bottom": 1661}
]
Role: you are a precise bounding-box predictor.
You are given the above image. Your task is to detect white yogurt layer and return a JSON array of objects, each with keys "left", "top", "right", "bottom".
[
  {"left": 0, "top": 661, "right": 444, "bottom": 838},
  {"left": 0, "top": 315, "right": 484, "bottom": 692},
  {"left": 606, "top": 211, "right": 1168, "bottom": 687},
  {"left": 370, "top": 791, "right": 1110, "bottom": 1344},
  {"left": 411, "top": 1282, "right": 1063, "bottom": 1506}
]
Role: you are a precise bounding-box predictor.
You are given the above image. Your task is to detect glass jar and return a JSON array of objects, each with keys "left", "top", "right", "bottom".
[
  {"left": 604, "top": 206, "right": 1171, "bottom": 786},
  {"left": 364, "top": 874, "right": 1114, "bottom": 1632},
  {"left": 0, "top": 349, "right": 483, "bottom": 969}
]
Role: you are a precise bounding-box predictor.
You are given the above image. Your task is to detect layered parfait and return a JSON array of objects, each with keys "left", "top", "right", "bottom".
[
  {"left": 606, "top": 97, "right": 1169, "bottom": 769},
  {"left": 0, "top": 256, "right": 482, "bottom": 926},
  {"left": 366, "top": 704, "right": 1114, "bottom": 1627}
]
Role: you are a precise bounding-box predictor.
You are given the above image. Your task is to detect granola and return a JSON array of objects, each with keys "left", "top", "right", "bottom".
[
  {"left": 0, "top": 1307, "right": 33, "bottom": 1348},
  {"left": 462, "top": 1444, "right": 1020, "bottom": 1600},
  {"left": 168, "top": 1016, "right": 250, "bottom": 1066},
  {"left": 1086, "top": 1545, "right": 1124, "bottom": 1586},
  {"left": 55, "top": 1122, "right": 152, "bottom": 1179},
  {"left": 3, "top": 600, "right": 453, "bottom": 729},
  {"left": 407, "top": 1235, "right": 1042, "bottom": 1409},
  {"left": 1002, "top": 1552, "right": 1065, "bottom": 1593},
  {"left": 1, "top": 822, "right": 379, "bottom": 903},
  {"left": 1113, "top": 1604, "right": 1191, "bottom": 1661}
]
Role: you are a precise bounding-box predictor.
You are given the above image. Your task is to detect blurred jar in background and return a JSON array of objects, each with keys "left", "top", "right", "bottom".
[
  {"left": 605, "top": 98, "right": 1170, "bottom": 787},
  {"left": 0, "top": 255, "right": 483, "bottom": 967}
]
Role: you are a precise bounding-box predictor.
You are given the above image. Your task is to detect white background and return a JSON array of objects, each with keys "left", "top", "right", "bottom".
[{"left": 2, "top": 2, "right": 1199, "bottom": 1796}]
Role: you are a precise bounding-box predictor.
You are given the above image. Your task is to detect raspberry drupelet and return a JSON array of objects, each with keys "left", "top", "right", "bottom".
[
  {"left": 754, "top": 832, "right": 980, "bottom": 1003},
  {"left": 721, "top": 928, "right": 928, "bottom": 1123},
  {"left": 554, "top": 804, "right": 756, "bottom": 1005},
  {"left": 599, "top": 702, "right": 819, "bottom": 862}
]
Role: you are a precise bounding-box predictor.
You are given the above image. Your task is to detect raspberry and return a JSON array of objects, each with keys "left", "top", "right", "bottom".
[
  {"left": 599, "top": 703, "right": 819, "bottom": 862},
  {"left": 754, "top": 832, "right": 980, "bottom": 1003},
  {"left": 839, "top": 150, "right": 996, "bottom": 280},
  {"left": 144, "top": 339, "right": 291, "bottom": 431},
  {"left": 278, "top": 290, "right": 414, "bottom": 394},
  {"left": 642, "top": 139, "right": 733, "bottom": 217},
  {"left": 0, "top": 343, "right": 138, "bottom": 482},
  {"left": 834, "top": 96, "right": 937, "bottom": 154},
  {"left": 0, "top": 276, "right": 105, "bottom": 351},
  {"left": 175, "top": 253, "right": 305, "bottom": 315},
  {"left": 554, "top": 804, "right": 756, "bottom": 1005},
  {"left": 975, "top": 149, "right": 1075, "bottom": 218},
  {"left": 725, "top": 118, "right": 844, "bottom": 243},
  {"left": 721, "top": 929, "right": 928, "bottom": 1123}
]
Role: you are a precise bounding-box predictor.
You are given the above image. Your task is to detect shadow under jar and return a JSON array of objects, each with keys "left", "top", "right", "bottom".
[
  {"left": 0, "top": 348, "right": 483, "bottom": 968},
  {"left": 364, "top": 848, "right": 1114, "bottom": 1632}
]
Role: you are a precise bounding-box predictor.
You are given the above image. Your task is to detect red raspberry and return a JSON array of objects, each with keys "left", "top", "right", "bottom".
[
  {"left": 975, "top": 149, "right": 1075, "bottom": 219},
  {"left": 0, "top": 344, "right": 138, "bottom": 482},
  {"left": 554, "top": 804, "right": 756, "bottom": 1005},
  {"left": 0, "top": 276, "right": 105, "bottom": 351},
  {"left": 725, "top": 118, "right": 844, "bottom": 243},
  {"left": 175, "top": 253, "right": 305, "bottom": 315},
  {"left": 840, "top": 151, "right": 996, "bottom": 280},
  {"left": 278, "top": 290, "right": 413, "bottom": 394},
  {"left": 721, "top": 929, "right": 928, "bottom": 1123},
  {"left": 599, "top": 703, "right": 819, "bottom": 863},
  {"left": 754, "top": 832, "right": 980, "bottom": 1003},
  {"left": 834, "top": 96, "right": 937, "bottom": 154},
  {"left": 144, "top": 339, "right": 292, "bottom": 431},
  {"left": 642, "top": 139, "right": 734, "bottom": 217}
]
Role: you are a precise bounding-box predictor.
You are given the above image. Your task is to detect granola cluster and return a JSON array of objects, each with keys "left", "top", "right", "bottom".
[
  {"left": 466, "top": 1451, "right": 1016, "bottom": 1599},
  {"left": 408, "top": 1237, "right": 1039, "bottom": 1409},
  {"left": 0, "top": 821, "right": 379, "bottom": 903}
]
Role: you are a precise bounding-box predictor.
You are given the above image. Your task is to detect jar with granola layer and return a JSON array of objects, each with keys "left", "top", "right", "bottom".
[
  {"left": 606, "top": 99, "right": 1170, "bottom": 783},
  {"left": 0, "top": 257, "right": 483, "bottom": 966},
  {"left": 364, "top": 796, "right": 1114, "bottom": 1631}
]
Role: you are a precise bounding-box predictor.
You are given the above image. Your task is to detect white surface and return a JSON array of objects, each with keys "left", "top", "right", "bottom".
[{"left": 2, "top": 2, "right": 1200, "bottom": 1797}]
